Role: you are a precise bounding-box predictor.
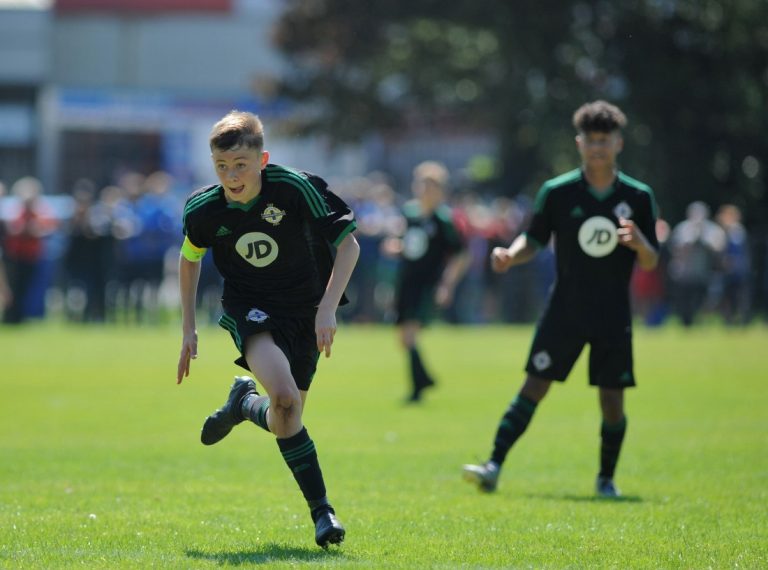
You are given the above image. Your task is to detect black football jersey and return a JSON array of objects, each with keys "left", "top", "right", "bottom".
[
  {"left": 398, "top": 201, "right": 465, "bottom": 287},
  {"left": 526, "top": 169, "right": 658, "bottom": 330},
  {"left": 182, "top": 163, "right": 356, "bottom": 316}
]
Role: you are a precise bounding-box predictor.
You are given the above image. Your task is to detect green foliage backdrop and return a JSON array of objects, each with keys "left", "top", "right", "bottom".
[{"left": 274, "top": 0, "right": 768, "bottom": 224}]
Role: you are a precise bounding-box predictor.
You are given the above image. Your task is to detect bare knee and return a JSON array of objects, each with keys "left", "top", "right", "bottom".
[
  {"left": 270, "top": 388, "right": 302, "bottom": 421},
  {"left": 599, "top": 388, "right": 624, "bottom": 423},
  {"left": 398, "top": 322, "right": 419, "bottom": 349},
  {"left": 520, "top": 374, "right": 552, "bottom": 402}
]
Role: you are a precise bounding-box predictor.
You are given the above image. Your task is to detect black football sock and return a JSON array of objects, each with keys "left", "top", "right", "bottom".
[
  {"left": 409, "top": 346, "right": 435, "bottom": 391},
  {"left": 599, "top": 416, "right": 627, "bottom": 479},
  {"left": 277, "top": 427, "right": 327, "bottom": 504},
  {"left": 241, "top": 394, "right": 271, "bottom": 432},
  {"left": 490, "top": 394, "right": 539, "bottom": 466}
]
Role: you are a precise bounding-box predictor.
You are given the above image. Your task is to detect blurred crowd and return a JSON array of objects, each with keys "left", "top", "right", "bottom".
[{"left": 0, "top": 171, "right": 765, "bottom": 328}]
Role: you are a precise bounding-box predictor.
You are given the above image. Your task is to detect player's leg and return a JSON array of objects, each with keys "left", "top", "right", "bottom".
[
  {"left": 463, "top": 321, "right": 583, "bottom": 492},
  {"left": 462, "top": 374, "right": 551, "bottom": 492},
  {"left": 240, "top": 385, "right": 308, "bottom": 434},
  {"left": 596, "top": 387, "right": 626, "bottom": 497},
  {"left": 398, "top": 320, "right": 435, "bottom": 401},
  {"left": 244, "top": 331, "right": 344, "bottom": 548},
  {"left": 589, "top": 336, "right": 633, "bottom": 497}
]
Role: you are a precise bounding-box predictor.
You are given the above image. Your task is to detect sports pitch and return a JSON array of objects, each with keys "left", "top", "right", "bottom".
[{"left": 1, "top": 322, "right": 766, "bottom": 568}]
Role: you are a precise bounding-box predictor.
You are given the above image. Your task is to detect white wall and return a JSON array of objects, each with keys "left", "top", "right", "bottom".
[
  {"left": 0, "top": 9, "right": 50, "bottom": 83},
  {"left": 52, "top": 6, "right": 286, "bottom": 95}
]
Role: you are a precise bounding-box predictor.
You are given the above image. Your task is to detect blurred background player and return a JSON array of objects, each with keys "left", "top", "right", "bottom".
[
  {"left": 176, "top": 111, "right": 359, "bottom": 548},
  {"left": 715, "top": 204, "right": 751, "bottom": 325},
  {"left": 384, "top": 161, "right": 469, "bottom": 402},
  {"left": 667, "top": 201, "right": 726, "bottom": 326},
  {"left": 463, "top": 100, "right": 659, "bottom": 497}
]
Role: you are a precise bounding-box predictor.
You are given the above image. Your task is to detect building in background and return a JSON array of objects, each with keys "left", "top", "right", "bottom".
[
  {"left": 0, "top": 4, "right": 49, "bottom": 185},
  {"left": 0, "top": 0, "right": 375, "bottom": 196}
]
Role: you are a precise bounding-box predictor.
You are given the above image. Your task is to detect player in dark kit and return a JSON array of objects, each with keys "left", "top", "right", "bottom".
[
  {"left": 386, "top": 161, "right": 468, "bottom": 402},
  {"left": 176, "top": 111, "right": 359, "bottom": 547},
  {"left": 463, "top": 101, "right": 659, "bottom": 497}
]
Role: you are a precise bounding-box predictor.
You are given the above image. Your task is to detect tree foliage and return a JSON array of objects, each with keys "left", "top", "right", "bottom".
[{"left": 274, "top": 0, "right": 768, "bottom": 223}]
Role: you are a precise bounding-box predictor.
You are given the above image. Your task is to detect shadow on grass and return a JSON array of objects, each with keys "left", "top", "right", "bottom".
[
  {"left": 527, "top": 493, "right": 644, "bottom": 503},
  {"left": 185, "top": 543, "right": 346, "bottom": 566}
]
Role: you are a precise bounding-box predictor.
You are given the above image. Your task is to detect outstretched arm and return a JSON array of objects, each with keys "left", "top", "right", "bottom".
[
  {"left": 177, "top": 255, "right": 202, "bottom": 383},
  {"left": 490, "top": 233, "right": 540, "bottom": 273},
  {"left": 315, "top": 233, "right": 360, "bottom": 358}
]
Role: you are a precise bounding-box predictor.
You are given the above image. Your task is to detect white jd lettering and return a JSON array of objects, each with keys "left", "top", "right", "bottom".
[
  {"left": 577, "top": 216, "right": 617, "bottom": 257},
  {"left": 586, "top": 228, "right": 614, "bottom": 245}
]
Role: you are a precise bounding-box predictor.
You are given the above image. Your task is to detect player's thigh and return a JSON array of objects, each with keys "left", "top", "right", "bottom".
[{"left": 244, "top": 333, "right": 301, "bottom": 400}]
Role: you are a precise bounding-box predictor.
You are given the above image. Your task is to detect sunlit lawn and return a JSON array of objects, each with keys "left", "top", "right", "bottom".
[{"left": 1, "top": 322, "right": 766, "bottom": 568}]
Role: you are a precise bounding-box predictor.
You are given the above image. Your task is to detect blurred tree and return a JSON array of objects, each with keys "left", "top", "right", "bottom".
[{"left": 274, "top": 0, "right": 768, "bottom": 224}]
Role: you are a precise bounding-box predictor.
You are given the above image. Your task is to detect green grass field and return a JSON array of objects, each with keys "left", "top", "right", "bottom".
[{"left": 1, "top": 322, "right": 766, "bottom": 569}]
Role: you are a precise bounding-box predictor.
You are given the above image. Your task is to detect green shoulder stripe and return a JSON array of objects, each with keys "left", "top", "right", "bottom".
[
  {"left": 266, "top": 165, "right": 329, "bottom": 218},
  {"left": 402, "top": 200, "right": 421, "bottom": 218},
  {"left": 534, "top": 169, "right": 581, "bottom": 213},
  {"left": 184, "top": 186, "right": 220, "bottom": 217},
  {"left": 435, "top": 204, "right": 454, "bottom": 224},
  {"left": 435, "top": 205, "right": 460, "bottom": 240},
  {"left": 618, "top": 172, "right": 658, "bottom": 219}
]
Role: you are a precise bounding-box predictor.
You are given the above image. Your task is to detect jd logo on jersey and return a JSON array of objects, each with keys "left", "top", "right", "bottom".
[
  {"left": 578, "top": 216, "right": 618, "bottom": 257},
  {"left": 236, "top": 232, "right": 279, "bottom": 267},
  {"left": 402, "top": 227, "right": 429, "bottom": 261}
]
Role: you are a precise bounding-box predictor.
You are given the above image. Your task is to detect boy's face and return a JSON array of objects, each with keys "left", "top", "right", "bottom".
[
  {"left": 576, "top": 130, "right": 623, "bottom": 169},
  {"left": 212, "top": 145, "right": 269, "bottom": 203},
  {"left": 412, "top": 178, "right": 444, "bottom": 210}
]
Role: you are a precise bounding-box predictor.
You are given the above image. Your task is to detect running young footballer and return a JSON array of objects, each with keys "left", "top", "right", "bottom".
[
  {"left": 462, "top": 101, "right": 659, "bottom": 497},
  {"left": 385, "top": 161, "right": 469, "bottom": 402},
  {"left": 176, "top": 111, "right": 359, "bottom": 547}
]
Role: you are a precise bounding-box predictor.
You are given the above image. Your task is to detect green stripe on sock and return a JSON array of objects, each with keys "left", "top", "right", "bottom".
[
  {"left": 255, "top": 400, "right": 270, "bottom": 431},
  {"left": 281, "top": 440, "right": 316, "bottom": 462}
]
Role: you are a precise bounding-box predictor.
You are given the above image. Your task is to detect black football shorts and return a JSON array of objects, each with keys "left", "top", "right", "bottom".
[
  {"left": 218, "top": 304, "right": 320, "bottom": 391},
  {"left": 524, "top": 315, "right": 636, "bottom": 388}
]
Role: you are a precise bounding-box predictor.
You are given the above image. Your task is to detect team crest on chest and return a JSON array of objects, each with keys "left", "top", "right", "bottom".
[
  {"left": 613, "top": 201, "right": 633, "bottom": 219},
  {"left": 261, "top": 204, "right": 286, "bottom": 226}
]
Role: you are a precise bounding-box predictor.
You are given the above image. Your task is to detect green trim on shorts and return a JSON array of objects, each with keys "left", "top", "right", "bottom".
[{"left": 218, "top": 313, "right": 243, "bottom": 352}]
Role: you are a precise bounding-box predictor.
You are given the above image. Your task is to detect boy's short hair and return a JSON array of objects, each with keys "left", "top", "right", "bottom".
[
  {"left": 572, "top": 100, "right": 627, "bottom": 133},
  {"left": 413, "top": 161, "right": 450, "bottom": 188},
  {"left": 209, "top": 111, "right": 264, "bottom": 151}
]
